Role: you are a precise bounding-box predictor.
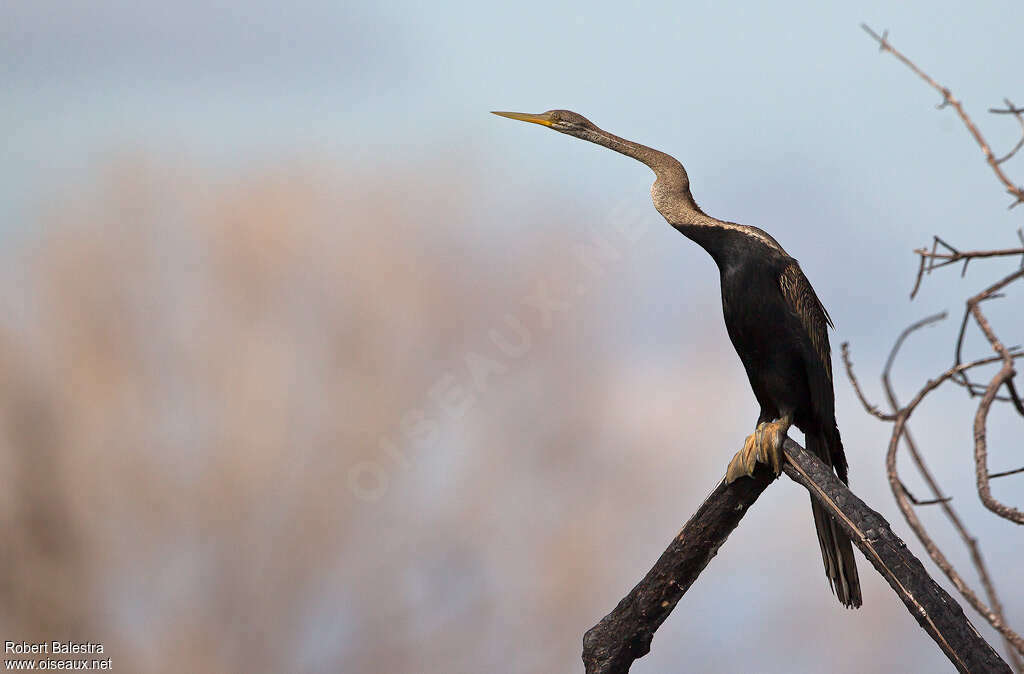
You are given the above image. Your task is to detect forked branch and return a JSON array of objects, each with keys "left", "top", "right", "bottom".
[{"left": 581, "top": 441, "right": 1010, "bottom": 673}]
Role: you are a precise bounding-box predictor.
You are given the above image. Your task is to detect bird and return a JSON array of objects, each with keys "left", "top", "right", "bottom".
[{"left": 493, "top": 109, "right": 862, "bottom": 608}]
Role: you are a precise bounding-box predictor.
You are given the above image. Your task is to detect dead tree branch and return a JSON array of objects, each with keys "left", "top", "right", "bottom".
[
  {"left": 910, "top": 233, "right": 1024, "bottom": 300},
  {"left": 844, "top": 328, "right": 1024, "bottom": 668},
  {"left": 989, "top": 100, "right": 1024, "bottom": 164},
  {"left": 581, "top": 440, "right": 1011, "bottom": 674},
  {"left": 882, "top": 322, "right": 1023, "bottom": 671},
  {"left": 861, "top": 24, "right": 1024, "bottom": 209},
  {"left": 581, "top": 464, "right": 775, "bottom": 673},
  {"left": 856, "top": 27, "right": 1023, "bottom": 667},
  {"left": 967, "top": 269, "right": 1024, "bottom": 523}
]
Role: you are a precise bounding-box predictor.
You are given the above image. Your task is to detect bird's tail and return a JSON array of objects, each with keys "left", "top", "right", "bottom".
[{"left": 807, "top": 430, "right": 862, "bottom": 608}]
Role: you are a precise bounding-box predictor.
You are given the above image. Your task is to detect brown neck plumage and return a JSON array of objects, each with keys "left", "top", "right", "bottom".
[{"left": 572, "top": 124, "right": 784, "bottom": 254}]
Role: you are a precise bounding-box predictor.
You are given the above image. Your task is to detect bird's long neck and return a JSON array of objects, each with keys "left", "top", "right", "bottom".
[
  {"left": 579, "top": 127, "right": 703, "bottom": 223},
  {"left": 577, "top": 126, "right": 786, "bottom": 263}
]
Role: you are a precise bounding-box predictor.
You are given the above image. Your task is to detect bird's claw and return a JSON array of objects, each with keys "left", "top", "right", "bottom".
[{"left": 725, "top": 418, "right": 790, "bottom": 483}]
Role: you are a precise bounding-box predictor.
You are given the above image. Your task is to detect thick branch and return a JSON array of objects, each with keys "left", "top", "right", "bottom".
[
  {"left": 581, "top": 464, "right": 775, "bottom": 674},
  {"left": 582, "top": 441, "right": 1010, "bottom": 673}
]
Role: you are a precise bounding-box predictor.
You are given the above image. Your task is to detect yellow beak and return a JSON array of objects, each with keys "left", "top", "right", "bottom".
[{"left": 491, "top": 111, "right": 555, "bottom": 127}]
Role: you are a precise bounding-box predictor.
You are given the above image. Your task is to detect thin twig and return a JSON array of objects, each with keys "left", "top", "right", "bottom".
[
  {"left": 991, "top": 100, "right": 1024, "bottom": 165},
  {"left": 1004, "top": 375, "right": 1024, "bottom": 416},
  {"left": 915, "top": 244, "right": 1024, "bottom": 267},
  {"left": 840, "top": 342, "right": 897, "bottom": 420},
  {"left": 952, "top": 294, "right": 1022, "bottom": 401},
  {"left": 910, "top": 254, "right": 928, "bottom": 299},
  {"left": 908, "top": 236, "right": 1024, "bottom": 299},
  {"left": 989, "top": 467, "right": 1024, "bottom": 480},
  {"left": 883, "top": 312, "right": 948, "bottom": 386},
  {"left": 862, "top": 25, "right": 1024, "bottom": 208},
  {"left": 898, "top": 479, "right": 952, "bottom": 506}
]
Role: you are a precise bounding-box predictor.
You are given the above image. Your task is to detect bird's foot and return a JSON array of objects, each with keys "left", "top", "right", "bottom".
[{"left": 726, "top": 417, "right": 792, "bottom": 483}]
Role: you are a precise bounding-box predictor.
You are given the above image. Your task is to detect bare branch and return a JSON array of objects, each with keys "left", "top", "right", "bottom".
[
  {"left": 908, "top": 235, "right": 1024, "bottom": 299},
  {"left": 581, "top": 440, "right": 1012, "bottom": 673},
  {"left": 1005, "top": 378, "right": 1024, "bottom": 416},
  {"left": 861, "top": 25, "right": 1024, "bottom": 208},
  {"left": 898, "top": 479, "right": 952, "bottom": 506},
  {"left": 581, "top": 464, "right": 775, "bottom": 673},
  {"left": 967, "top": 269, "right": 1024, "bottom": 523},
  {"left": 883, "top": 312, "right": 948, "bottom": 388},
  {"left": 910, "top": 252, "right": 928, "bottom": 299},
  {"left": 858, "top": 26, "right": 1024, "bottom": 669},
  {"left": 840, "top": 342, "right": 898, "bottom": 420},
  {"left": 914, "top": 242, "right": 1024, "bottom": 269},
  {"left": 990, "top": 100, "right": 1024, "bottom": 165},
  {"left": 872, "top": 317, "right": 1024, "bottom": 668},
  {"left": 990, "top": 104, "right": 1024, "bottom": 115},
  {"left": 845, "top": 332, "right": 1024, "bottom": 663},
  {"left": 888, "top": 410, "right": 1024, "bottom": 663},
  {"left": 989, "top": 466, "right": 1024, "bottom": 480},
  {"left": 953, "top": 291, "right": 1024, "bottom": 404}
]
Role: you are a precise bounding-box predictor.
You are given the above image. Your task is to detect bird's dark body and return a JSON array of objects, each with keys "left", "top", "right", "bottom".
[
  {"left": 720, "top": 243, "right": 812, "bottom": 425},
  {"left": 679, "top": 223, "right": 848, "bottom": 480}
]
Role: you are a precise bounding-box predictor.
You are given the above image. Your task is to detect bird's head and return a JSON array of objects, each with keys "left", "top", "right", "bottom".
[
  {"left": 491, "top": 109, "right": 599, "bottom": 138},
  {"left": 492, "top": 108, "right": 697, "bottom": 219}
]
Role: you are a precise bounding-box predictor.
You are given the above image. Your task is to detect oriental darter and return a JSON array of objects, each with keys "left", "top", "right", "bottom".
[{"left": 493, "top": 109, "right": 862, "bottom": 608}]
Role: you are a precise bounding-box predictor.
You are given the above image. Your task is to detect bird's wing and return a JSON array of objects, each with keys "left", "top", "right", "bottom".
[
  {"left": 778, "top": 260, "right": 849, "bottom": 484},
  {"left": 778, "top": 262, "right": 834, "bottom": 382}
]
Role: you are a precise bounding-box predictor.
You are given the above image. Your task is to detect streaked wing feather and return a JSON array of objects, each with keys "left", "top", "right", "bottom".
[{"left": 778, "top": 263, "right": 833, "bottom": 381}]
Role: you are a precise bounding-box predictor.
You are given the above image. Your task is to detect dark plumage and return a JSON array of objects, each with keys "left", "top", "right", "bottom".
[
  {"left": 686, "top": 222, "right": 861, "bottom": 607},
  {"left": 494, "top": 109, "right": 862, "bottom": 608}
]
